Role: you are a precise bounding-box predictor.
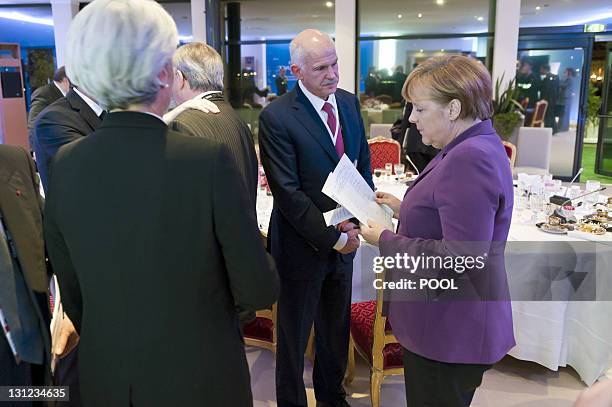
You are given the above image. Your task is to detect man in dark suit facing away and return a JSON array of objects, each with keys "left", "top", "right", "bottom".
[
  {"left": 169, "top": 42, "right": 259, "bottom": 209},
  {"left": 33, "top": 84, "right": 105, "bottom": 406},
  {"left": 259, "top": 29, "right": 373, "bottom": 407},
  {"left": 34, "top": 86, "right": 104, "bottom": 194},
  {"left": 27, "top": 66, "right": 71, "bottom": 151},
  {"left": 0, "top": 145, "right": 52, "bottom": 393}
]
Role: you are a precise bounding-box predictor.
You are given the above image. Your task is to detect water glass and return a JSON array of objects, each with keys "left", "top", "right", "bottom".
[
  {"left": 568, "top": 185, "right": 581, "bottom": 200},
  {"left": 529, "top": 194, "right": 545, "bottom": 212},
  {"left": 394, "top": 163, "right": 405, "bottom": 180},
  {"left": 585, "top": 180, "right": 601, "bottom": 204},
  {"left": 385, "top": 162, "right": 393, "bottom": 175}
]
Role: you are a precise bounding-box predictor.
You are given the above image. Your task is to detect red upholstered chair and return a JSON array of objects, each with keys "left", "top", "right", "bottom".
[
  {"left": 368, "top": 137, "right": 401, "bottom": 174},
  {"left": 529, "top": 100, "right": 548, "bottom": 127},
  {"left": 502, "top": 141, "right": 517, "bottom": 168},
  {"left": 243, "top": 232, "right": 277, "bottom": 353},
  {"left": 243, "top": 305, "right": 277, "bottom": 353},
  {"left": 346, "top": 275, "right": 404, "bottom": 407}
]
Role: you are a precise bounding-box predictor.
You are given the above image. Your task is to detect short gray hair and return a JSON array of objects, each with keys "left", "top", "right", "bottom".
[
  {"left": 173, "top": 42, "right": 224, "bottom": 92},
  {"left": 65, "top": 0, "right": 178, "bottom": 109}
]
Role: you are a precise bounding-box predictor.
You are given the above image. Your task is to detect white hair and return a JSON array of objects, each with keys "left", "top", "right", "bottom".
[
  {"left": 173, "top": 42, "right": 224, "bottom": 92},
  {"left": 65, "top": 0, "right": 178, "bottom": 109},
  {"left": 290, "top": 29, "right": 334, "bottom": 69}
]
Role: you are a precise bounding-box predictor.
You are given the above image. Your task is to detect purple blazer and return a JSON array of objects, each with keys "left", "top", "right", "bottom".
[{"left": 379, "top": 119, "right": 516, "bottom": 364}]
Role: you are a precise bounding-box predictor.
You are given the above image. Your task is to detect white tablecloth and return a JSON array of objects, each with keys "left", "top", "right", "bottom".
[{"left": 256, "top": 183, "right": 612, "bottom": 385}]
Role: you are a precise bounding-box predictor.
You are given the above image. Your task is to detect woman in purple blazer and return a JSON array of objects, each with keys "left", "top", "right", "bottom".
[{"left": 361, "top": 55, "right": 515, "bottom": 407}]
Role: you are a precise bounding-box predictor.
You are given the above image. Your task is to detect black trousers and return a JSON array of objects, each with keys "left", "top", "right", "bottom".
[
  {"left": 0, "top": 334, "right": 46, "bottom": 407},
  {"left": 275, "top": 258, "right": 352, "bottom": 407},
  {"left": 53, "top": 347, "right": 82, "bottom": 406},
  {"left": 403, "top": 348, "right": 491, "bottom": 407}
]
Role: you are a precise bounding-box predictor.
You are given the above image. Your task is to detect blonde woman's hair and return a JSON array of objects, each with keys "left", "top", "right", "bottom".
[{"left": 402, "top": 55, "right": 493, "bottom": 120}]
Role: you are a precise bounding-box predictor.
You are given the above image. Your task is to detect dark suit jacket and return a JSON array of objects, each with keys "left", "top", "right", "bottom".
[
  {"left": 44, "top": 111, "right": 279, "bottom": 407},
  {"left": 27, "top": 83, "right": 64, "bottom": 150},
  {"left": 34, "top": 89, "right": 101, "bottom": 192},
  {"left": 0, "top": 145, "right": 51, "bottom": 377},
  {"left": 170, "top": 93, "right": 259, "bottom": 210},
  {"left": 259, "top": 85, "right": 373, "bottom": 280}
]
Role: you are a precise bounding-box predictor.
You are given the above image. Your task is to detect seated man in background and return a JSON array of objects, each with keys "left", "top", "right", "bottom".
[
  {"left": 27, "top": 66, "right": 71, "bottom": 152},
  {"left": 0, "top": 145, "right": 52, "bottom": 391}
]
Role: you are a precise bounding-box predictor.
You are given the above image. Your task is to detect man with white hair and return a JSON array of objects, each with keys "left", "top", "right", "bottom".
[
  {"left": 259, "top": 29, "right": 373, "bottom": 407},
  {"left": 170, "top": 42, "right": 259, "bottom": 209}
]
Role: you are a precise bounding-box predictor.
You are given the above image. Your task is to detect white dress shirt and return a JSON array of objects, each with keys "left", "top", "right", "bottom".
[
  {"left": 73, "top": 87, "right": 104, "bottom": 117},
  {"left": 297, "top": 81, "right": 348, "bottom": 251}
]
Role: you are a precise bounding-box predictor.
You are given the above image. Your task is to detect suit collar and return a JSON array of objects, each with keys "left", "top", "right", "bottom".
[
  {"left": 290, "top": 86, "right": 340, "bottom": 163},
  {"left": 66, "top": 89, "right": 102, "bottom": 131},
  {"left": 440, "top": 119, "right": 495, "bottom": 155},
  {"left": 99, "top": 111, "right": 167, "bottom": 130}
]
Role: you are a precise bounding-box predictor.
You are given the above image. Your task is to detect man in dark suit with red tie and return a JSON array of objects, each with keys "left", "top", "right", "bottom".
[{"left": 259, "top": 29, "right": 373, "bottom": 407}]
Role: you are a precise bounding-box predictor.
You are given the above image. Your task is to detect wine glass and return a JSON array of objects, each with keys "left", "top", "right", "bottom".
[{"left": 374, "top": 168, "right": 383, "bottom": 179}]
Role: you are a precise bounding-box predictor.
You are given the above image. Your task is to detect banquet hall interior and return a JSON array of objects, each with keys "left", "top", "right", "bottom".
[{"left": 1, "top": 0, "right": 612, "bottom": 406}]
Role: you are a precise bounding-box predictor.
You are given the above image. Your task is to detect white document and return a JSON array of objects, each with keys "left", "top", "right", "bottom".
[
  {"left": 323, "top": 206, "right": 354, "bottom": 226},
  {"left": 322, "top": 154, "right": 393, "bottom": 230}
]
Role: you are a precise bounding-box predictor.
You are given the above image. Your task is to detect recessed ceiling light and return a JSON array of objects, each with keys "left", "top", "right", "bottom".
[
  {"left": 419, "top": 49, "right": 424, "bottom": 53},
  {"left": 325, "top": 1, "right": 333, "bottom": 8},
  {"left": 436, "top": 0, "right": 444, "bottom": 5},
  {"left": 536, "top": 6, "right": 541, "bottom": 10},
  {"left": 417, "top": 13, "right": 423, "bottom": 18},
  {"left": 477, "top": 16, "right": 484, "bottom": 21},
  {"left": 397, "top": 14, "right": 403, "bottom": 19}
]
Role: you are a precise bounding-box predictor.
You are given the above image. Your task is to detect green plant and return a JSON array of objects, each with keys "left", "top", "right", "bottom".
[
  {"left": 586, "top": 83, "right": 601, "bottom": 128},
  {"left": 492, "top": 75, "right": 524, "bottom": 140}
]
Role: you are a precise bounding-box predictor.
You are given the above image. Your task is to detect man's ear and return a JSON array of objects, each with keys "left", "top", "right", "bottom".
[{"left": 290, "top": 64, "right": 302, "bottom": 81}]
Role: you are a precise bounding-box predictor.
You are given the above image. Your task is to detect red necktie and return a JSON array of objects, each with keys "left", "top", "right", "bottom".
[{"left": 322, "top": 102, "right": 344, "bottom": 158}]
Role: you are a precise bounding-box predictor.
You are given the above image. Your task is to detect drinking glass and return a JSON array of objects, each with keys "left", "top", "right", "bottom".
[
  {"left": 385, "top": 163, "right": 393, "bottom": 175},
  {"left": 394, "top": 163, "right": 405, "bottom": 180},
  {"left": 585, "top": 180, "right": 601, "bottom": 204},
  {"left": 374, "top": 168, "right": 383, "bottom": 179}
]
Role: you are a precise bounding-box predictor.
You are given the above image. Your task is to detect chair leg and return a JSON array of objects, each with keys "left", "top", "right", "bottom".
[
  {"left": 305, "top": 325, "right": 315, "bottom": 363},
  {"left": 370, "top": 370, "right": 383, "bottom": 407},
  {"left": 344, "top": 334, "right": 356, "bottom": 385}
]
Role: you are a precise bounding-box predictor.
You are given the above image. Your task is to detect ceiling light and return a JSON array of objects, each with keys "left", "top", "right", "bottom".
[
  {"left": 397, "top": 14, "right": 403, "bottom": 19},
  {"left": 419, "top": 49, "right": 424, "bottom": 53},
  {"left": 417, "top": 13, "right": 423, "bottom": 18},
  {"left": 325, "top": 1, "right": 333, "bottom": 8},
  {"left": 477, "top": 16, "right": 484, "bottom": 21},
  {"left": 0, "top": 11, "right": 53, "bottom": 26},
  {"left": 436, "top": 0, "right": 444, "bottom": 4},
  {"left": 536, "top": 6, "right": 541, "bottom": 10},
  {"left": 440, "top": 49, "right": 445, "bottom": 52}
]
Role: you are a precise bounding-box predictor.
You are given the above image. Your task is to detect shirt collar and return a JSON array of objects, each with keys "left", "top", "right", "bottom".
[
  {"left": 53, "top": 81, "right": 67, "bottom": 97},
  {"left": 298, "top": 80, "right": 337, "bottom": 113},
  {"left": 197, "top": 91, "right": 222, "bottom": 99},
  {"left": 73, "top": 87, "right": 104, "bottom": 117}
]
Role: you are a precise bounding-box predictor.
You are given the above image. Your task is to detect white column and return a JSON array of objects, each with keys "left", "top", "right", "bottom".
[
  {"left": 335, "top": 0, "right": 357, "bottom": 94},
  {"left": 491, "top": 0, "right": 521, "bottom": 89},
  {"left": 51, "top": 0, "right": 78, "bottom": 67},
  {"left": 191, "top": 0, "right": 206, "bottom": 43}
]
